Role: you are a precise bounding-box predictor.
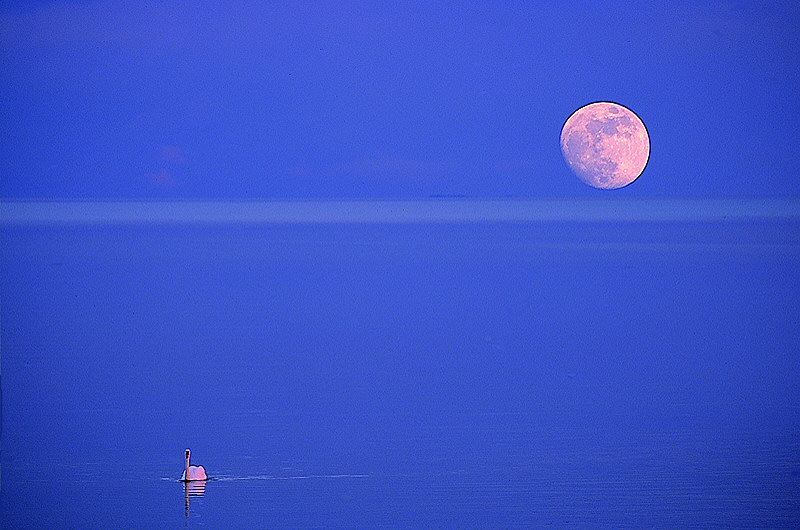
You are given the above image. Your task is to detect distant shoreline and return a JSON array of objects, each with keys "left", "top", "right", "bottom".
[{"left": 2, "top": 199, "right": 798, "bottom": 225}]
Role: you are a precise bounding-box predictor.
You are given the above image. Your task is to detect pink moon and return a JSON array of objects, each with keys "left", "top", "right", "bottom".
[{"left": 560, "top": 102, "right": 650, "bottom": 189}]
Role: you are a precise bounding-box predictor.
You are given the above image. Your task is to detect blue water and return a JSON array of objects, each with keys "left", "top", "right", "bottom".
[{"left": 2, "top": 221, "right": 799, "bottom": 527}]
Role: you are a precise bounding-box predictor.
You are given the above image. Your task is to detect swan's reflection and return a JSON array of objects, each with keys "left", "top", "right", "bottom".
[{"left": 184, "top": 479, "right": 207, "bottom": 516}]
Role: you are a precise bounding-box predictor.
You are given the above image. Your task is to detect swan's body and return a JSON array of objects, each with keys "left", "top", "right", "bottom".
[{"left": 181, "top": 449, "right": 207, "bottom": 481}]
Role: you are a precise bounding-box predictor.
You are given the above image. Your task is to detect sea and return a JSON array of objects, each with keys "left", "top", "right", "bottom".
[{"left": 2, "top": 201, "right": 799, "bottom": 527}]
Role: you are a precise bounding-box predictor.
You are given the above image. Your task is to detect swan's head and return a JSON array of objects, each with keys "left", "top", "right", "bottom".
[{"left": 185, "top": 449, "right": 191, "bottom": 459}]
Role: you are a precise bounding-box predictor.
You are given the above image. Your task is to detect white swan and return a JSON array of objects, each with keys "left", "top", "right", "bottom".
[{"left": 181, "top": 449, "right": 207, "bottom": 481}]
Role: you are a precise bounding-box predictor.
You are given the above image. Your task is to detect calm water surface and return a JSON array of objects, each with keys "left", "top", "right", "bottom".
[{"left": 2, "top": 221, "right": 799, "bottom": 527}]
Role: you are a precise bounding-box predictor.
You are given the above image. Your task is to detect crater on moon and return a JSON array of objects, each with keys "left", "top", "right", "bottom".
[{"left": 560, "top": 102, "right": 650, "bottom": 189}]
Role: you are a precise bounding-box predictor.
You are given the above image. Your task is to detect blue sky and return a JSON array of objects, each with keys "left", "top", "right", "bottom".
[{"left": 1, "top": 1, "right": 798, "bottom": 199}]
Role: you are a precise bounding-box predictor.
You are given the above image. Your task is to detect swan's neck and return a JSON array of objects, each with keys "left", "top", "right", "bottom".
[{"left": 185, "top": 453, "right": 190, "bottom": 479}]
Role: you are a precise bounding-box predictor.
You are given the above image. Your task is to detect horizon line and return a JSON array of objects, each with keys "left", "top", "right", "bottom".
[{"left": 2, "top": 198, "right": 798, "bottom": 225}]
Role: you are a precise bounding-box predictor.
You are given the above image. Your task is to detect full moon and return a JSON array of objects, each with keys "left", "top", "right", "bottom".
[{"left": 560, "top": 102, "right": 650, "bottom": 189}]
